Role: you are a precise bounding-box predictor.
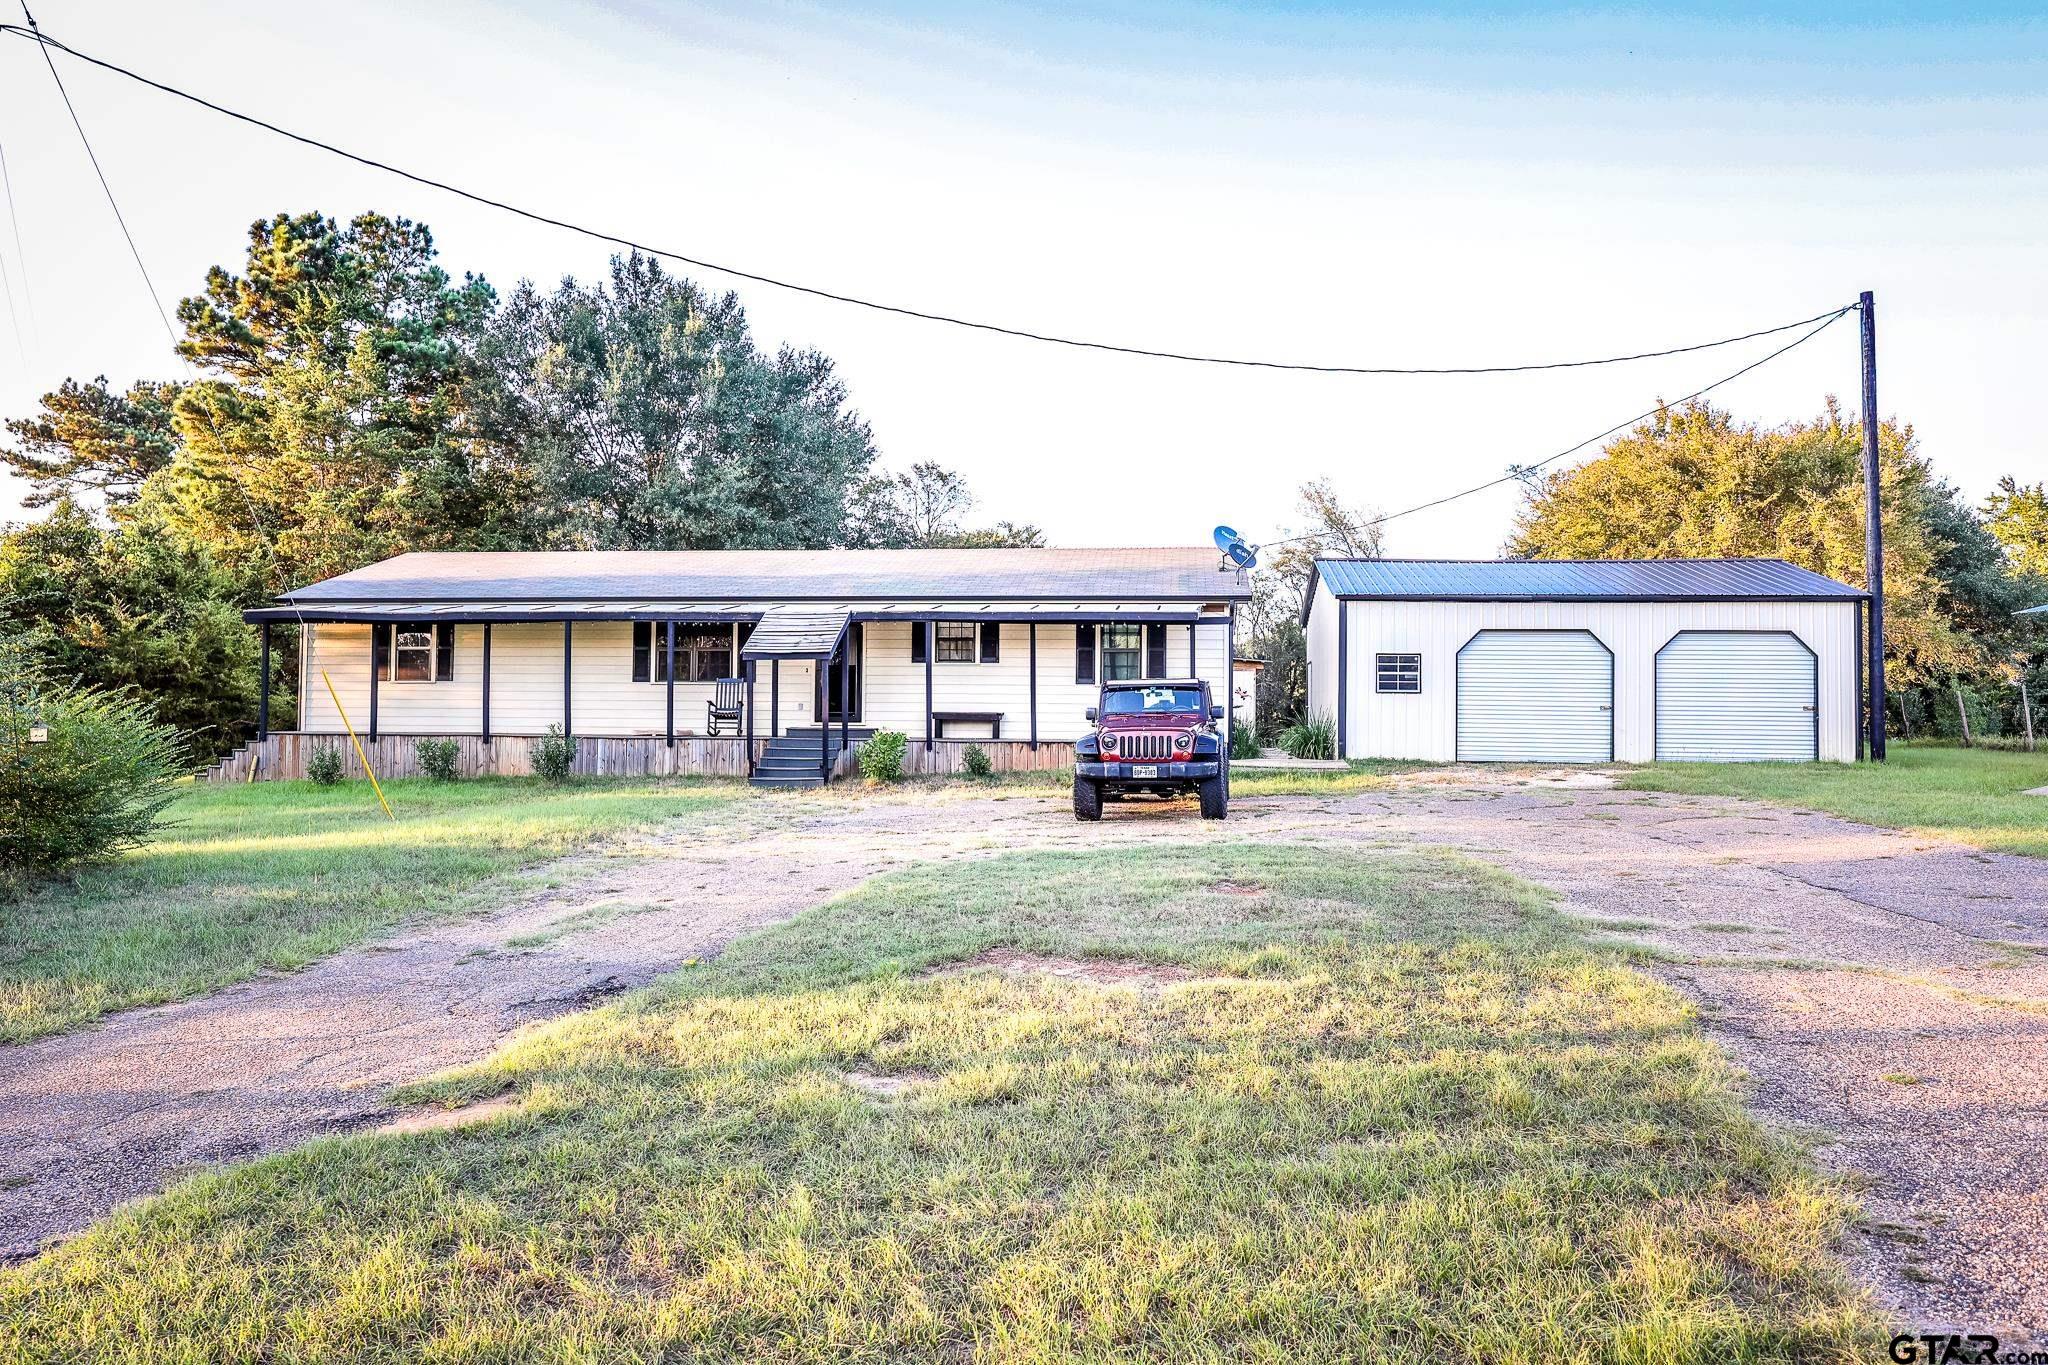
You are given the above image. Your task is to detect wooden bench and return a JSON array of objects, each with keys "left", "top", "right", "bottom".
[{"left": 932, "top": 710, "right": 1003, "bottom": 739}]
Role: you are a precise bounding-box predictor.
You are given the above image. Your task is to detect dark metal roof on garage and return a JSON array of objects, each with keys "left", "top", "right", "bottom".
[{"left": 1312, "top": 558, "right": 1868, "bottom": 603}]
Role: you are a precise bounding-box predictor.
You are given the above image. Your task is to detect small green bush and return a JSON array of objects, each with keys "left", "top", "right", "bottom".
[
  {"left": 860, "top": 730, "right": 908, "bottom": 783},
  {"left": 1277, "top": 712, "right": 1337, "bottom": 761},
  {"left": 961, "top": 743, "right": 993, "bottom": 778},
  {"left": 1228, "top": 716, "right": 1260, "bottom": 760},
  {"left": 416, "top": 738, "right": 460, "bottom": 782},
  {"left": 1, "top": 639, "right": 185, "bottom": 892},
  {"left": 306, "top": 747, "right": 344, "bottom": 786},
  {"left": 530, "top": 726, "right": 576, "bottom": 783}
]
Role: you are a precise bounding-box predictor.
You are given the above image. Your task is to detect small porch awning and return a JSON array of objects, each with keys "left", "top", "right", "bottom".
[{"left": 741, "top": 606, "right": 852, "bottom": 661}]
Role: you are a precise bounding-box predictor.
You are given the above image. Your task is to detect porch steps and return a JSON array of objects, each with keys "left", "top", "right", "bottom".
[{"left": 750, "top": 725, "right": 874, "bottom": 789}]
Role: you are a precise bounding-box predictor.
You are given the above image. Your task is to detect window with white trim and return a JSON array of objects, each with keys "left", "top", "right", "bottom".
[
  {"left": 1102, "top": 624, "right": 1143, "bottom": 680},
  {"left": 381, "top": 622, "right": 454, "bottom": 682},
  {"left": 934, "top": 621, "right": 977, "bottom": 663},
  {"left": 633, "top": 624, "right": 734, "bottom": 682},
  {"left": 1376, "top": 653, "right": 1421, "bottom": 693}
]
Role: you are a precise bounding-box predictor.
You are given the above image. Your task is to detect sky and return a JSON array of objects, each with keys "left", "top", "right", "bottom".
[{"left": 0, "top": 0, "right": 2042, "bottom": 558}]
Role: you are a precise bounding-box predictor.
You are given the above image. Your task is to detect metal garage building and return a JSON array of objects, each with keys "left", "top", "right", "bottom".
[{"left": 1302, "top": 559, "right": 1870, "bottom": 764}]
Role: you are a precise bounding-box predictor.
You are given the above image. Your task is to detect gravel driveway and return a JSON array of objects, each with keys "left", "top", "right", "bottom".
[{"left": 3, "top": 774, "right": 2043, "bottom": 1340}]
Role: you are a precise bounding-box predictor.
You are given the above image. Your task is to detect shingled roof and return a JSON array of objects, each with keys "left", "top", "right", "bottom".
[{"left": 277, "top": 548, "right": 1250, "bottom": 604}]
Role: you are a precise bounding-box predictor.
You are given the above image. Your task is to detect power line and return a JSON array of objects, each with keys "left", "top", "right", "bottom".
[
  {"left": 0, "top": 22, "right": 1851, "bottom": 379},
  {"left": 0, "top": 136, "right": 32, "bottom": 359},
  {"left": 16, "top": 6, "right": 176, "bottom": 349},
  {"left": 1258, "top": 304, "right": 1857, "bottom": 552}
]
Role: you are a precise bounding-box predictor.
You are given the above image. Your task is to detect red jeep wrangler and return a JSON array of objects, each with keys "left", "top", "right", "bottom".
[{"left": 1072, "top": 678, "right": 1228, "bottom": 821}]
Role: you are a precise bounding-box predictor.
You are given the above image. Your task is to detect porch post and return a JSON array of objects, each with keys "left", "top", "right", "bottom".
[
  {"left": 563, "top": 622, "right": 573, "bottom": 736},
  {"left": 1028, "top": 621, "right": 1038, "bottom": 749},
  {"left": 664, "top": 619, "right": 676, "bottom": 747},
  {"left": 368, "top": 624, "right": 380, "bottom": 742},
  {"left": 816, "top": 660, "right": 828, "bottom": 783},
  {"left": 1187, "top": 621, "right": 1196, "bottom": 677},
  {"left": 257, "top": 622, "right": 271, "bottom": 740},
  {"left": 1225, "top": 606, "right": 1237, "bottom": 771},
  {"left": 924, "top": 619, "right": 935, "bottom": 751},
  {"left": 770, "top": 659, "right": 780, "bottom": 740},
  {"left": 745, "top": 659, "right": 757, "bottom": 774},
  {"left": 481, "top": 623, "right": 493, "bottom": 742},
  {"left": 837, "top": 640, "right": 849, "bottom": 754}
]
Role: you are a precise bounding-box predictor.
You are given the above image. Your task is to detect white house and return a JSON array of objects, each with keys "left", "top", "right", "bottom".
[
  {"left": 1303, "top": 558, "right": 1870, "bottom": 764},
  {"left": 223, "top": 547, "right": 1250, "bottom": 784}
]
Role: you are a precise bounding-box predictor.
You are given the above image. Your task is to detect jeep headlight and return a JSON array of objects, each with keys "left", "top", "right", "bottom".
[
  {"left": 1100, "top": 731, "right": 1118, "bottom": 752},
  {"left": 1177, "top": 730, "right": 1197, "bottom": 751}
]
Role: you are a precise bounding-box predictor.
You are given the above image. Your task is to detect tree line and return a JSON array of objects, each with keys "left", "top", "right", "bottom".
[
  {"left": 0, "top": 211, "right": 1040, "bottom": 757},
  {"left": 1239, "top": 404, "right": 2046, "bottom": 745}
]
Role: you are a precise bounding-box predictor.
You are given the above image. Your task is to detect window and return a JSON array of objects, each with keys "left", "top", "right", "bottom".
[
  {"left": 1101, "top": 686, "right": 1204, "bottom": 715},
  {"left": 633, "top": 624, "right": 735, "bottom": 682},
  {"left": 379, "top": 622, "right": 454, "bottom": 682},
  {"left": 1376, "top": 653, "right": 1421, "bottom": 693},
  {"left": 935, "top": 621, "right": 977, "bottom": 663},
  {"left": 1102, "top": 624, "right": 1143, "bottom": 680}
]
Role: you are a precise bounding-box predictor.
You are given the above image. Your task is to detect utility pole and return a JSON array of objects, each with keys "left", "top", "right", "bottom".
[{"left": 1860, "top": 290, "right": 1887, "bottom": 761}]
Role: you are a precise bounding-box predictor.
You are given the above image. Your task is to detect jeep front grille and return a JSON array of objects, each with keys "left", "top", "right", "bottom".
[{"left": 1114, "top": 732, "right": 1175, "bottom": 761}]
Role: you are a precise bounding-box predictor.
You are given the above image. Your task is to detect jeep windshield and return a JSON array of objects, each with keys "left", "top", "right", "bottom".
[{"left": 1100, "top": 686, "right": 1204, "bottom": 716}]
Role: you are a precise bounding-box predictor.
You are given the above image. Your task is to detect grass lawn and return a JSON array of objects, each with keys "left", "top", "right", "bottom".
[
  {"left": 1620, "top": 744, "right": 2048, "bottom": 858},
  {"left": 0, "top": 777, "right": 744, "bottom": 1044},
  {"left": 0, "top": 842, "right": 1875, "bottom": 1362}
]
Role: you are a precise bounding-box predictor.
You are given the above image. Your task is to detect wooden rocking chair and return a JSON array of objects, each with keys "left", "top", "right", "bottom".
[{"left": 706, "top": 677, "right": 744, "bottom": 735}]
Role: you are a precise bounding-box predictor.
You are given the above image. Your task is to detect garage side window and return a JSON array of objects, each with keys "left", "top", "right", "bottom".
[{"left": 1376, "top": 653, "right": 1421, "bottom": 694}]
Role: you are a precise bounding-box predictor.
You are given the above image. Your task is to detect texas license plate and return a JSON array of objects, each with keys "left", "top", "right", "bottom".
[{"left": 1131, "top": 765, "right": 1159, "bottom": 778}]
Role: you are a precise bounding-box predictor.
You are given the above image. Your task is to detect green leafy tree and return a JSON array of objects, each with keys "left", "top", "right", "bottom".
[
  {"left": 1241, "top": 478, "right": 1381, "bottom": 737},
  {"left": 1986, "top": 477, "right": 2048, "bottom": 580},
  {"left": 0, "top": 501, "right": 264, "bottom": 757},
  {"left": 477, "top": 253, "right": 875, "bottom": 549},
  {"left": 1, "top": 376, "right": 181, "bottom": 510},
  {"left": 846, "top": 461, "right": 1045, "bottom": 548},
  {"left": 1, "top": 633, "right": 185, "bottom": 893},
  {"left": 160, "top": 211, "right": 515, "bottom": 587},
  {"left": 1508, "top": 400, "right": 1983, "bottom": 689}
]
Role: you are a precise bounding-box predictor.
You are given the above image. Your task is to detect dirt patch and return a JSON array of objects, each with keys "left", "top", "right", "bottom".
[
  {"left": 379, "top": 1095, "right": 525, "bottom": 1135},
  {"left": 931, "top": 948, "right": 1197, "bottom": 991},
  {"left": 840, "top": 1070, "right": 931, "bottom": 1100},
  {"left": 1208, "top": 880, "right": 1268, "bottom": 897}
]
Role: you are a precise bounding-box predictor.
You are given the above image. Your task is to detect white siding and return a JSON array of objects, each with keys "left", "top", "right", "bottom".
[
  {"left": 302, "top": 621, "right": 743, "bottom": 737},
  {"left": 1305, "top": 577, "right": 1339, "bottom": 725},
  {"left": 860, "top": 619, "right": 1230, "bottom": 742},
  {"left": 1328, "top": 599, "right": 1860, "bottom": 764},
  {"left": 295, "top": 609, "right": 1237, "bottom": 744}
]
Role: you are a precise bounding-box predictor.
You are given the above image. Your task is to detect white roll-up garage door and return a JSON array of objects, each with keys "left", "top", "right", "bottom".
[
  {"left": 1655, "top": 631, "right": 1817, "bottom": 762},
  {"left": 1455, "top": 630, "right": 1613, "bottom": 762}
]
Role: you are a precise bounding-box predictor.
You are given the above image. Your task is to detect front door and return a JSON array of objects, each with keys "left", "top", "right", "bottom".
[{"left": 826, "top": 623, "right": 863, "bottom": 723}]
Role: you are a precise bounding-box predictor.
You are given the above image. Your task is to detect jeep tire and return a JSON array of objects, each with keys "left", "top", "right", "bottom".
[
  {"left": 1073, "top": 777, "right": 1104, "bottom": 821},
  {"left": 1198, "top": 773, "right": 1227, "bottom": 820}
]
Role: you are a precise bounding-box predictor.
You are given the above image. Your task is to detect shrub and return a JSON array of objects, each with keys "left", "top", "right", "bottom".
[
  {"left": 306, "top": 747, "right": 344, "bottom": 786},
  {"left": 860, "top": 730, "right": 908, "bottom": 784},
  {"left": 1228, "top": 716, "right": 1260, "bottom": 760},
  {"left": 961, "top": 743, "right": 993, "bottom": 778},
  {"left": 1277, "top": 712, "right": 1337, "bottom": 761},
  {"left": 416, "top": 738, "right": 460, "bottom": 782},
  {"left": 0, "top": 639, "right": 185, "bottom": 892},
  {"left": 530, "top": 726, "right": 576, "bottom": 783}
]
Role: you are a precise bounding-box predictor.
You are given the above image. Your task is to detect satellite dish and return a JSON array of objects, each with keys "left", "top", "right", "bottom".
[{"left": 1212, "top": 524, "right": 1258, "bottom": 569}]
